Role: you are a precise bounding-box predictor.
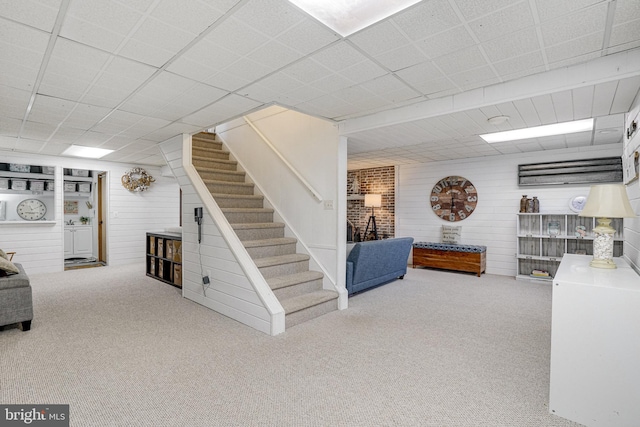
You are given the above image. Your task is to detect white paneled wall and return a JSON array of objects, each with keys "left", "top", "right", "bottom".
[
  {"left": 0, "top": 150, "right": 180, "bottom": 274},
  {"left": 623, "top": 95, "right": 640, "bottom": 272},
  {"left": 396, "top": 143, "right": 623, "bottom": 277},
  {"left": 159, "top": 134, "right": 274, "bottom": 334}
]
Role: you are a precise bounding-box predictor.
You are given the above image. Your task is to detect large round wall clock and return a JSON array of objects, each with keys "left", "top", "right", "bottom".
[
  {"left": 16, "top": 198, "right": 47, "bottom": 221},
  {"left": 430, "top": 176, "right": 478, "bottom": 222}
]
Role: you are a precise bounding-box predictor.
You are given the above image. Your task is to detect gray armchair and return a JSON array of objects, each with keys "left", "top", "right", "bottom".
[{"left": 0, "top": 263, "right": 33, "bottom": 331}]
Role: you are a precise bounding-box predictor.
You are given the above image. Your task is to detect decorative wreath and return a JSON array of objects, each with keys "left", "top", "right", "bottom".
[{"left": 121, "top": 167, "right": 155, "bottom": 192}]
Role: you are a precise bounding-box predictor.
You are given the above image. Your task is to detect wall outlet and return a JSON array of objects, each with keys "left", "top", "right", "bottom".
[{"left": 323, "top": 200, "right": 334, "bottom": 210}]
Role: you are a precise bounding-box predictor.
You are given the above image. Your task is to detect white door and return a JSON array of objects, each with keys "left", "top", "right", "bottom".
[{"left": 64, "top": 228, "right": 74, "bottom": 258}]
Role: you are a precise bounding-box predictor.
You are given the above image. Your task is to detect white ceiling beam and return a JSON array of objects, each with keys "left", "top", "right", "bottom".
[{"left": 339, "top": 48, "right": 640, "bottom": 135}]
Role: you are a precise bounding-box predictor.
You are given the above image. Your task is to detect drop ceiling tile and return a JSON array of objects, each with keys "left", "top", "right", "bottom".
[
  {"left": 13, "top": 138, "right": 46, "bottom": 153},
  {"left": 310, "top": 74, "right": 353, "bottom": 93},
  {"left": 233, "top": 0, "right": 306, "bottom": 37},
  {"left": 246, "top": 40, "right": 302, "bottom": 70},
  {"left": 48, "top": 127, "right": 85, "bottom": 143},
  {"left": 204, "top": 17, "right": 267, "bottom": 56},
  {"left": 395, "top": 62, "right": 445, "bottom": 87},
  {"left": 349, "top": 20, "right": 411, "bottom": 57},
  {"left": 281, "top": 58, "right": 332, "bottom": 84},
  {"left": 468, "top": 2, "right": 534, "bottom": 42},
  {"left": 392, "top": 0, "right": 461, "bottom": 41},
  {"left": 572, "top": 85, "right": 595, "bottom": 120},
  {"left": 545, "top": 32, "right": 603, "bottom": 64},
  {"left": 205, "top": 70, "right": 251, "bottom": 92},
  {"left": 222, "top": 57, "right": 273, "bottom": 84},
  {"left": 119, "top": 38, "right": 179, "bottom": 68},
  {"left": 46, "top": 38, "right": 111, "bottom": 79},
  {"left": 417, "top": 25, "right": 475, "bottom": 59},
  {"left": 38, "top": 73, "right": 90, "bottom": 101},
  {"left": 434, "top": 46, "right": 488, "bottom": 75},
  {"left": 513, "top": 98, "right": 542, "bottom": 127},
  {"left": 177, "top": 39, "right": 242, "bottom": 70},
  {"left": 565, "top": 132, "right": 592, "bottom": 147},
  {"left": 339, "top": 61, "right": 388, "bottom": 85},
  {"left": 453, "top": 0, "right": 523, "bottom": 21},
  {"left": 310, "top": 42, "right": 368, "bottom": 72},
  {"left": 0, "top": 117, "right": 22, "bottom": 137},
  {"left": 0, "top": 0, "right": 61, "bottom": 31},
  {"left": 66, "top": 0, "right": 142, "bottom": 36},
  {"left": 282, "top": 85, "right": 325, "bottom": 104},
  {"left": 151, "top": 0, "right": 225, "bottom": 35},
  {"left": 75, "top": 131, "right": 113, "bottom": 146},
  {"left": 481, "top": 27, "right": 539, "bottom": 62},
  {"left": 60, "top": 16, "right": 127, "bottom": 53},
  {"left": 96, "top": 136, "right": 134, "bottom": 150},
  {"left": 246, "top": 73, "right": 305, "bottom": 96},
  {"left": 38, "top": 141, "right": 72, "bottom": 155},
  {"left": 131, "top": 17, "right": 196, "bottom": 53},
  {"left": 535, "top": 0, "right": 603, "bottom": 22},
  {"left": 180, "top": 94, "right": 263, "bottom": 127},
  {"left": 0, "top": 18, "right": 51, "bottom": 52},
  {"left": 82, "top": 84, "right": 132, "bottom": 108},
  {"left": 63, "top": 103, "right": 111, "bottom": 129},
  {"left": 541, "top": 3, "right": 607, "bottom": 47},
  {"left": 28, "top": 95, "right": 76, "bottom": 125},
  {"left": 21, "top": 120, "right": 56, "bottom": 140},
  {"left": 374, "top": 44, "right": 429, "bottom": 72},
  {"left": 609, "top": 19, "right": 640, "bottom": 50},
  {"left": 493, "top": 51, "right": 544, "bottom": 77},
  {"left": 165, "top": 56, "right": 216, "bottom": 82},
  {"left": 0, "top": 60, "right": 39, "bottom": 92},
  {"left": 277, "top": 18, "right": 340, "bottom": 55},
  {"left": 0, "top": 85, "right": 30, "bottom": 116},
  {"left": 238, "top": 83, "right": 279, "bottom": 103},
  {"left": 551, "top": 90, "right": 574, "bottom": 122}
]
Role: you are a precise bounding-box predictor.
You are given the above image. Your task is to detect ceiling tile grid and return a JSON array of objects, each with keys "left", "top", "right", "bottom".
[{"left": 1, "top": 0, "right": 640, "bottom": 168}]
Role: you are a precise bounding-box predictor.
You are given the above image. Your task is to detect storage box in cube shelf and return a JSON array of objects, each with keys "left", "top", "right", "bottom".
[
  {"left": 0, "top": 178, "right": 8, "bottom": 190},
  {"left": 10, "top": 179, "right": 27, "bottom": 190},
  {"left": 71, "top": 169, "right": 89, "bottom": 177},
  {"left": 45, "top": 181, "right": 55, "bottom": 191},
  {"left": 42, "top": 166, "right": 55, "bottom": 174},
  {"left": 64, "top": 182, "right": 76, "bottom": 192},
  {"left": 78, "top": 183, "right": 91, "bottom": 193},
  {"left": 29, "top": 180, "right": 45, "bottom": 191},
  {"left": 9, "top": 164, "right": 30, "bottom": 173}
]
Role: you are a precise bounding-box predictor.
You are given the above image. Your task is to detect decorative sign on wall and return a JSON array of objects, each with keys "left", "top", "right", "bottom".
[
  {"left": 121, "top": 167, "right": 155, "bottom": 192},
  {"left": 64, "top": 200, "right": 78, "bottom": 214}
]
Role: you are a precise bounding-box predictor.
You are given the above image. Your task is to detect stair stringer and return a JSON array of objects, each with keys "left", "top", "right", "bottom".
[
  {"left": 181, "top": 134, "right": 286, "bottom": 336},
  {"left": 216, "top": 131, "right": 348, "bottom": 310}
]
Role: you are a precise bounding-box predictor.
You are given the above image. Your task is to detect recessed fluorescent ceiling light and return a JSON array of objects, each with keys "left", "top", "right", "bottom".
[
  {"left": 288, "top": 0, "right": 421, "bottom": 37},
  {"left": 62, "top": 145, "right": 114, "bottom": 159},
  {"left": 480, "top": 118, "right": 594, "bottom": 143}
]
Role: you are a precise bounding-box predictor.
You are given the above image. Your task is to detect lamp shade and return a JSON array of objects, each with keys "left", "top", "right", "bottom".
[
  {"left": 579, "top": 184, "right": 636, "bottom": 218},
  {"left": 364, "top": 194, "right": 382, "bottom": 208}
]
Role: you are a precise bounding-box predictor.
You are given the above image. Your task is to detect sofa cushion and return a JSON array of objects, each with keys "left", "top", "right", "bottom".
[
  {"left": 0, "top": 263, "right": 29, "bottom": 289},
  {"left": 0, "top": 248, "right": 8, "bottom": 260},
  {"left": 0, "top": 257, "right": 20, "bottom": 277}
]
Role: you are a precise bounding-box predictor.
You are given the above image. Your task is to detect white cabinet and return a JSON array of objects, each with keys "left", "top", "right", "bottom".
[
  {"left": 550, "top": 254, "right": 640, "bottom": 426},
  {"left": 64, "top": 225, "right": 93, "bottom": 258},
  {"left": 516, "top": 213, "right": 623, "bottom": 281}
]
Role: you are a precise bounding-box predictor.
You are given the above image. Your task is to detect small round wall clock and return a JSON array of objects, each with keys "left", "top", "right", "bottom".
[
  {"left": 16, "top": 198, "right": 47, "bottom": 221},
  {"left": 569, "top": 195, "right": 587, "bottom": 213},
  {"left": 430, "top": 176, "right": 478, "bottom": 222}
]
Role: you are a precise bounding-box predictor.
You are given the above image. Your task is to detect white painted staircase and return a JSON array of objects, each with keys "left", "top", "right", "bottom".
[{"left": 192, "top": 132, "right": 339, "bottom": 328}]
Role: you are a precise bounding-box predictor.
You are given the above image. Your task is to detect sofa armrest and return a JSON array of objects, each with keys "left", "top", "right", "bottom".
[{"left": 346, "top": 261, "right": 354, "bottom": 288}]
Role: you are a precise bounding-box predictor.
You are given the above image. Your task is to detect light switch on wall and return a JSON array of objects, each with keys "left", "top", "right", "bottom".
[{"left": 324, "top": 200, "right": 334, "bottom": 210}]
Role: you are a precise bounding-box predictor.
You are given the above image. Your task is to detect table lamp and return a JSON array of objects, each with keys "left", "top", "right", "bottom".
[
  {"left": 578, "top": 183, "right": 636, "bottom": 268},
  {"left": 364, "top": 194, "right": 382, "bottom": 240}
]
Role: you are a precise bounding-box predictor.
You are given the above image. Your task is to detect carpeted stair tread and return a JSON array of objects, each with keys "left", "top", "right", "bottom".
[
  {"left": 253, "top": 253, "right": 309, "bottom": 268},
  {"left": 231, "top": 222, "right": 284, "bottom": 230},
  {"left": 193, "top": 156, "right": 237, "bottom": 165},
  {"left": 243, "top": 237, "right": 297, "bottom": 248},
  {"left": 267, "top": 270, "right": 324, "bottom": 291},
  {"left": 195, "top": 165, "right": 242, "bottom": 174},
  {"left": 280, "top": 290, "right": 338, "bottom": 315},
  {"left": 210, "top": 193, "right": 263, "bottom": 201},
  {"left": 221, "top": 207, "right": 274, "bottom": 214},
  {"left": 202, "top": 178, "right": 254, "bottom": 188}
]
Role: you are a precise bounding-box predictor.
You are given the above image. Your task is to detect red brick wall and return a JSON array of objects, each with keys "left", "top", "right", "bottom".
[{"left": 347, "top": 166, "right": 395, "bottom": 240}]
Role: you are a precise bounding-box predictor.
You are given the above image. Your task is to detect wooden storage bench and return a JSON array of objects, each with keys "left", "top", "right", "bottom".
[{"left": 413, "top": 242, "right": 486, "bottom": 277}]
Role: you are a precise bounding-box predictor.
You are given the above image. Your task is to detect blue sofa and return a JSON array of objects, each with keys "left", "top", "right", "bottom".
[{"left": 346, "top": 237, "right": 414, "bottom": 295}]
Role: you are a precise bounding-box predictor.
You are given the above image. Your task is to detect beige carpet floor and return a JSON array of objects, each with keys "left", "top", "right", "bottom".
[{"left": 0, "top": 264, "right": 582, "bottom": 427}]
